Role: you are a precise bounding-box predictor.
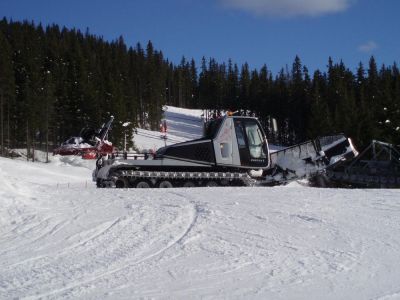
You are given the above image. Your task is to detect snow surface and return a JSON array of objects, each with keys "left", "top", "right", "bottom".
[
  {"left": 1, "top": 106, "right": 400, "bottom": 299},
  {"left": 133, "top": 106, "right": 204, "bottom": 152}
]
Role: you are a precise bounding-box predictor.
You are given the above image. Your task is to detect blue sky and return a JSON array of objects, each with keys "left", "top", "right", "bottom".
[{"left": 1, "top": 0, "right": 399, "bottom": 74}]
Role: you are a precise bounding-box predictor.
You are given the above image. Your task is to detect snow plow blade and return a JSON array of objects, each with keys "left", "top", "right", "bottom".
[{"left": 262, "top": 134, "right": 358, "bottom": 185}]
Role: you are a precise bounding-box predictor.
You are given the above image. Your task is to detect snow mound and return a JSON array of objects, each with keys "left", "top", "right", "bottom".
[
  {"left": 9, "top": 149, "right": 96, "bottom": 170},
  {"left": 53, "top": 155, "right": 96, "bottom": 170},
  {"left": 163, "top": 105, "right": 204, "bottom": 118}
]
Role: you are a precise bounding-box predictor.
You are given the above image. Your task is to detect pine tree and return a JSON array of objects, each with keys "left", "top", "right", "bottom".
[
  {"left": 308, "top": 70, "right": 332, "bottom": 138},
  {"left": 257, "top": 65, "right": 272, "bottom": 137},
  {"left": 239, "top": 63, "right": 251, "bottom": 114},
  {"left": 225, "top": 59, "right": 239, "bottom": 111},
  {"left": 364, "top": 56, "right": 382, "bottom": 143},
  {"left": 289, "top": 56, "right": 308, "bottom": 143},
  {"left": 0, "top": 30, "right": 16, "bottom": 154},
  {"left": 273, "top": 68, "right": 290, "bottom": 145},
  {"left": 189, "top": 58, "right": 198, "bottom": 108},
  {"left": 392, "top": 63, "right": 400, "bottom": 145}
]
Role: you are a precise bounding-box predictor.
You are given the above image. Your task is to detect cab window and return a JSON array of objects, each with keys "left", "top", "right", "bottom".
[
  {"left": 245, "top": 121, "right": 266, "bottom": 159},
  {"left": 234, "top": 121, "right": 247, "bottom": 148}
]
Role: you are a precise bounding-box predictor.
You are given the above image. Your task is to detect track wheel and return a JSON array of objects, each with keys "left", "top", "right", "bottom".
[
  {"left": 96, "top": 179, "right": 104, "bottom": 188},
  {"left": 158, "top": 180, "right": 174, "bottom": 188},
  {"left": 116, "top": 177, "right": 128, "bottom": 188},
  {"left": 205, "top": 181, "right": 219, "bottom": 187},
  {"left": 220, "top": 179, "right": 230, "bottom": 186},
  {"left": 135, "top": 180, "right": 151, "bottom": 188},
  {"left": 182, "top": 181, "right": 196, "bottom": 188}
]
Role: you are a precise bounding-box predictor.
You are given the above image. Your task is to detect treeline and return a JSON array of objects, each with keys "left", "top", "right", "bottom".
[
  {"left": 0, "top": 19, "right": 174, "bottom": 154},
  {"left": 0, "top": 19, "right": 399, "bottom": 156},
  {"left": 198, "top": 56, "right": 400, "bottom": 147}
]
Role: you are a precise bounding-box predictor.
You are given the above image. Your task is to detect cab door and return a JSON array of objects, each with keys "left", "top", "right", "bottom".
[
  {"left": 233, "top": 118, "right": 270, "bottom": 168},
  {"left": 213, "top": 117, "right": 234, "bottom": 166}
]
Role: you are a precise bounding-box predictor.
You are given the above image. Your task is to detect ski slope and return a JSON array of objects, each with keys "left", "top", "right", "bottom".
[
  {"left": 1, "top": 107, "right": 400, "bottom": 299},
  {"left": 133, "top": 106, "right": 204, "bottom": 152}
]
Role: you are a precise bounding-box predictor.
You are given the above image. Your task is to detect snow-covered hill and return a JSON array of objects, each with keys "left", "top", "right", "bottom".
[
  {"left": 1, "top": 107, "right": 400, "bottom": 299},
  {"left": 133, "top": 106, "right": 204, "bottom": 152}
]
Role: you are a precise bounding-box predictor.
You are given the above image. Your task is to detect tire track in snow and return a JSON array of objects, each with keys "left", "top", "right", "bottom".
[
  {"left": 1, "top": 218, "right": 121, "bottom": 270},
  {"left": 1, "top": 189, "right": 131, "bottom": 271},
  {"left": 23, "top": 200, "right": 201, "bottom": 300},
  {"left": 374, "top": 290, "right": 400, "bottom": 300}
]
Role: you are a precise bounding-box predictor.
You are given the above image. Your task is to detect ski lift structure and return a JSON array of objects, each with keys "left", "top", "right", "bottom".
[{"left": 326, "top": 140, "right": 400, "bottom": 188}]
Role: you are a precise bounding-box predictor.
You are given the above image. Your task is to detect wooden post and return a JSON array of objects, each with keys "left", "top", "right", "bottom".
[
  {"left": 45, "top": 99, "right": 49, "bottom": 163},
  {"left": 26, "top": 121, "right": 29, "bottom": 161},
  {"left": 7, "top": 95, "right": 10, "bottom": 156},
  {"left": 32, "top": 130, "right": 35, "bottom": 162}
]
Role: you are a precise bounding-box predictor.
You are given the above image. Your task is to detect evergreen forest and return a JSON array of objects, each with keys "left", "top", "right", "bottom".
[{"left": 0, "top": 19, "right": 399, "bottom": 156}]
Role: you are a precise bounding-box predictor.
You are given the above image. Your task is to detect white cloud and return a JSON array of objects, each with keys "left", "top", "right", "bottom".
[
  {"left": 220, "top": 0, "right": 354, "bottom": 17},
  {"left": 358, "top": 41, "right": 378, "bottom": 53}
]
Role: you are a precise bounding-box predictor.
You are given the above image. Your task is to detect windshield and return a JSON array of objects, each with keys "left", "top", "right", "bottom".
[
  {"left": 234, "top": 119, "right": 267, "bottom": 159},
  {"left": 245, "top": 122, "right": 266, "bottom": 159}
]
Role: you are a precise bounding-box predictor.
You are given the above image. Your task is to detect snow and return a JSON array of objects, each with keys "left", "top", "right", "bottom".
[
  {"left": 1, "top": 106, "right": 400, "bottom": 299},
  {"left": 133, "top": 106, "right": 204, "bottom": 152}
]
